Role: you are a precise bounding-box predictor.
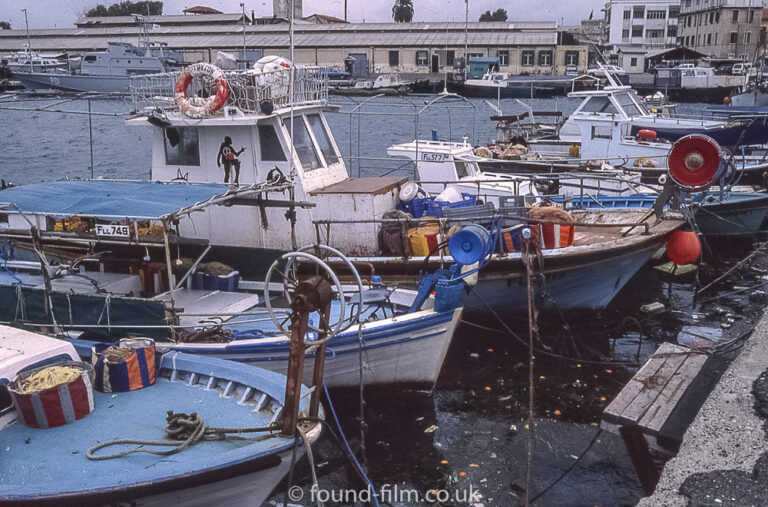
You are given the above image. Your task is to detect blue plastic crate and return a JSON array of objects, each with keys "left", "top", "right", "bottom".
[
  {"left": 397, "top": 196, "right": 435, "bottom": 218},
  {"left": 426, "top": 193, "right": 477, "bottom": 217},
  {"left": 434, "top": 279, "right": 465, "bottom": 313}
]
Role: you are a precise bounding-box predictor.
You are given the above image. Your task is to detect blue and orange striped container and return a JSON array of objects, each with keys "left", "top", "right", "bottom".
[{"left": 91, "top": 338, "right": 156, "bottom": 393}]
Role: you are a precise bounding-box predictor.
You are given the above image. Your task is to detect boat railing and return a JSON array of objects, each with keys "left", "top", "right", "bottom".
[{"left": 130, "top": 66, "right": 329, "bottom": 113}]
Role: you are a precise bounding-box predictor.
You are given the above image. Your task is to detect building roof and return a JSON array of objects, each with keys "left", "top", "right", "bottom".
[
  {"left": 645, "top": 46, "right": 708, "bottom": 60},
  {"left": 183, "top": 6, "right": 224, "bottom": 15},
  {"left": 75, "top": 13, "right": 249, "bottom": 27},
  {"left": 302, "top": 13, "right": 348, "bottom": 24},
  {"left": 0, "top": 21, "right": 562, "bottom": 53}
]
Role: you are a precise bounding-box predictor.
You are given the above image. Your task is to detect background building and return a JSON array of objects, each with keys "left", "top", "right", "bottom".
[
  {"left": 677, "top": 0, "right": 763, "bottom": 60},
  {"left": 603, "top": 0, "right": 681, "bottom": 72},
  {"left": 0, "top": 18, "right": 589, "bottom": 76}
]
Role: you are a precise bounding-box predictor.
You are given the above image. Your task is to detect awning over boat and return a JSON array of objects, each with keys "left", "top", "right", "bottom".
[{"left": 0, "top": 179, "right": 273, "bottom": 220}]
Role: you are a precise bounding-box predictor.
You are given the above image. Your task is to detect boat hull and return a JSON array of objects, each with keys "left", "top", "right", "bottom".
[
  {"left": 457, "top": 83, "right": 557, "bottom": 98},
  {"left": 15, "top": 71, "right": 131, "bottom": 93}
]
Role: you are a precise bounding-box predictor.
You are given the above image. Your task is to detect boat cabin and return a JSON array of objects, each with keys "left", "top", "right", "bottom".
[{"left": 129, "top": 66, "right": 405, "bottom": 255}]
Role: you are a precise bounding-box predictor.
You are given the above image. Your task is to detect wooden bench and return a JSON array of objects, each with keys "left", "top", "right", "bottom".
[{"left": 601, "top": 342, "right": 727, "bottom": 495}]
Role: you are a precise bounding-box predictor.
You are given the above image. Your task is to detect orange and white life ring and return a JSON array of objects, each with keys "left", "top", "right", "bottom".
[{"left": 174, "top": 62, "right": 229, "bottom": 118}]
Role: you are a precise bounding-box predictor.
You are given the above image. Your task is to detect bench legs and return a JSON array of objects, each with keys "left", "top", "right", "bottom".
[{"left": 619, "top": 425, "right": 660, "bottom": 495}]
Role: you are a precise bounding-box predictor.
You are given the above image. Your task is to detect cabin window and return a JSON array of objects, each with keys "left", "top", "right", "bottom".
[
  {"left": 84, "top": 55, "right": 97, "bottom": 62},
  {"left": 307, "top": 114, "right": 340, "bottom": 166},
  {"left": 582, "top": 96, "right": 618, "bottom": 115},
  {"left": 591, "top": 125, "right": 613, "bottom": 139},
  {"left": 258, "top": 124, "right": 286, "bottom": 161},
  {"left": 291, "top": 117, "right": 322, "bottom": 171},
  {"left": 389, "top": 51, "right": 399, "bottom": 66},
  {"left": 455, "top": 161, "right": 470, "bottom": 179},
  {"left": 163, "top": 127, "right": 200, "bottom": 166},
  {"left": 521, "top": 51, "right": 534, "bottom": 66}
]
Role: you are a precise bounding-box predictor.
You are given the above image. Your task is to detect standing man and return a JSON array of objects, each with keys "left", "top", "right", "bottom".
[{"left": 217, "top": 136, "right": 246, "bottom": 184}]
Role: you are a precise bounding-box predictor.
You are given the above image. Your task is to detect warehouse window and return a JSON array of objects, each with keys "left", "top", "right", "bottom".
[
  {"left": 730, "top": 32, "right": 738, "bottom": 43},
  {"left": 647, "top": 10, "right": 666, "bottom": 19},
  {"left": 667, "top": 25, "right": 677, "bottom": 37},
  {"left": 565, "top": 51, "right": 579, "bottom": 66},
  {"left": 669, "top": 6, "right": 680, "bottom": 18},
  {"left": 745, "top": 31, "right": 751, "bottom": 44},
  {"left": 389, "top": 50, "right": 399, "bottom": 66},
  {"left": 622, "top": 29, "right": 630, "bottom": 40},
  {"left": 446, "top": 50, "right": 455, "bottom": 66},
  {"left": 749, "top": 9, "right": 755, "bottom": 22},
  {"left": 732, "top": 9, "right": 739, "bottom": 22},
  {"left": 633, "top": 6, "right": 645, "bottom": 18},
  {"left": 415, "top": 50, "right": 428, "bottom": 66},
  {"left": 632, "top": 25, "right": 643, "bottom": 37},
  {"left": 164, "top": 127, "right": 199, "bottom": 166},
  {"left": 647, "top": 29, "right": 664, "bottom": 38},
  {"left": 624, "top": 10, "right": 631, "bottom": 19},
  {"left": 538, "top": 51, "right": 552, "bottom": 66},
  {"left": 497, "top": 50, "right": 509, "bottom": 66},
  {"left": 521, "top": 50, "right": 534, "bottom": 66},
  {"left": 630, "top": 57, "right": 638, "bottom": 66}
]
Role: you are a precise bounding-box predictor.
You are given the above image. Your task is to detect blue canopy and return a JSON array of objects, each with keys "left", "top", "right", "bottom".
[{"left": 0, "top": 180, "right": 233, "bottom": 220}]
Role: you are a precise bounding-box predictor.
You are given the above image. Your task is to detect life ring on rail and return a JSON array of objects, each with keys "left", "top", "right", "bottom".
[{"left": 174, "top": 62, "right": 229, "bottom": 119}]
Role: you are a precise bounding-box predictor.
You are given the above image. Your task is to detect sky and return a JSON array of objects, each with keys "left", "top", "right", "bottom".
[{"left": 1, "top": 0, "right": 605, "bottom": 29}]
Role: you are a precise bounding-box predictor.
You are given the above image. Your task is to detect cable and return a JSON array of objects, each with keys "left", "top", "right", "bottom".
[
  {"left": 529, "top": 429, "right": 603, "bottom": 504},
  {"left": 323, "top": 383, "right": 380, "bottom": 507}
]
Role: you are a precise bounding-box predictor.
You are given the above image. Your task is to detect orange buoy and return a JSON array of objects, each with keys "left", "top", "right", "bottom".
[
  {"left": 724, "top": 96, "right": 732, "bottom": 105},
  {"left": 636, "top": 129, "right": 657, "bottom": 142},
  {"left": 666, "top": 230, "right": 701, "bottom": 265}
]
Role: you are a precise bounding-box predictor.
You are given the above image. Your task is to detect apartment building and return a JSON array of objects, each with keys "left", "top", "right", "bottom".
[
  {"left": 603, "top": 0, "right": 681, "bottom": 71},
  {"left": 677, "top": 0, "right": 763, "bottom": 59}
]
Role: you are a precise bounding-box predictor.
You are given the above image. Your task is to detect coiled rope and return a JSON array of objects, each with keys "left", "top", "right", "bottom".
[{"left": 87, "top": 410, "right": 278, "bottom": 460}]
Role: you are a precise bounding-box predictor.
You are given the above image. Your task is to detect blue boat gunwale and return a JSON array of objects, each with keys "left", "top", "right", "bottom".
[{"left": 1, "top": 351, "right": 315, "bottom": 504}]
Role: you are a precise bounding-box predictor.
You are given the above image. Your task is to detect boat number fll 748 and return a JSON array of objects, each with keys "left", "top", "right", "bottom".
[
  {"left": 95, "top": 224, "right": 130, "bottom": 237},
  {"left": 421, "top": 153, "right": 446, "bottom": 161}
]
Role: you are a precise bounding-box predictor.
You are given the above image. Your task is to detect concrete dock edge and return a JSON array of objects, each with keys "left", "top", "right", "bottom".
[{"left": 637, "top": 313, "right": 768, "bottom": 506}]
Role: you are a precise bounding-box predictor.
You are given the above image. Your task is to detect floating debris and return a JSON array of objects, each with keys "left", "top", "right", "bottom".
[
  {"left": 424, "top": 425, "right": 438, "bottom": 433},
  {"left": 640, "top": 301, "right": 666, "bottom": 314}
]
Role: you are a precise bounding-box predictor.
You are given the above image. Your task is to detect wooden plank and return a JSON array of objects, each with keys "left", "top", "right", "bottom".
[
  {"left": 620, "top": 425, "right": 660, "bottom": 495},
  {"left": 310, "top": 177, "right": 407, "bottom": 196},
  {"left": 619, "top": 346, "right": 690, "bottom": 424},
  {"left": 639, "top": 351, "right": 709, "bottom": 435},
  {"left": 603, "top": 343, "right": 682, "bottom": 423}
]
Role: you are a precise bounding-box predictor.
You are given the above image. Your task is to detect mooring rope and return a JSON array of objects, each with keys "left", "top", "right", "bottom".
[{"left": 87, "top": 411, "right": 278, "bottom": 460}]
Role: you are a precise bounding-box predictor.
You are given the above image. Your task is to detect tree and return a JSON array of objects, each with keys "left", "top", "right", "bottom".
[
  {"left": 0, "top": 21, "right": 10, "bottom": 30},
  {"left": 391, "top": 0, "right": 414, "bottom": 23},
  {"left": 479, "top": 8, "right": 508, "bottom": 22},
  {"left": 84, "top": 1, "right": 163, "bottom": 17}
]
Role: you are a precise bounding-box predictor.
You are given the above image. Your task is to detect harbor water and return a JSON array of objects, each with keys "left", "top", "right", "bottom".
[{"left": 1, "top": 95, "right": 766, "bottom": 505}]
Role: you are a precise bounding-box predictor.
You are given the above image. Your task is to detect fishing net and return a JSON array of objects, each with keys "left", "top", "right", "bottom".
[{"left": 15, "top": 365, "right": 83, "bottom": 394}]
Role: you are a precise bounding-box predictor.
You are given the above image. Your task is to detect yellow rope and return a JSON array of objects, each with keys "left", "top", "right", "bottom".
[{"left": 16, "top": 366, "right": 81, "bottom": 394}]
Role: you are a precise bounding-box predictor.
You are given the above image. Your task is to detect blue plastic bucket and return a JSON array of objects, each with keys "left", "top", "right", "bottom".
[
  {"left": 434, "top": 279, "right": 464, "bottom": 313},
  {"left": 449, "top": 224, "right": 491, "bottom": 265}
]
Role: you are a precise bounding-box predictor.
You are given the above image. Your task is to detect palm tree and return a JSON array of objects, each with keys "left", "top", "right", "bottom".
[{"left": 392, "top": 0, "right": 414, "bottom": 23}]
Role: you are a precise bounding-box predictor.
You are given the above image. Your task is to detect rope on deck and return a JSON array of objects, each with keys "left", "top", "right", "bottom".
[{"left": 86, "top": 410, "right": 278, "bottom": 460}]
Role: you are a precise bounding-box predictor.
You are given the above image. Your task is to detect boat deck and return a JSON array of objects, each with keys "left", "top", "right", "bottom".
[{"left": 0, "top": 355, "right": 293, "bottom": 499}]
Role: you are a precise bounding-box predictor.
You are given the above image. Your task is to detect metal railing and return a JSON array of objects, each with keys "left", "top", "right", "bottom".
[{"left": 130, "top": 66, "right": 329, "bottom": 113}]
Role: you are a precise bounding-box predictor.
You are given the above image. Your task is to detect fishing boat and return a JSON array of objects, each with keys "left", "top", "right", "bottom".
[
  {"left": 0, "top": 179, "right": 462, "bottom": 388},
  {"left": 5, "top": 48, "right": 68, "bottom": 74},
  {"left": 456, "top": 72, "right": 598, "bottom": 99},
  {"left": 330, "top": 74, "right": 410, "bottom": 96},
  {"left": 0, "top": 325, "right": 322, "bottom": 506},
  {"left": 555, "top": 191, "right": 768, "bottom": 237}
]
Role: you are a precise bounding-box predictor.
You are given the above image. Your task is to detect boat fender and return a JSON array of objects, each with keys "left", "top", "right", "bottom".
[
  {"left": 636, "top": 129, "right": 657, "bottom": 142},
  {"left": 174, "top": 62, "right": 229, "bottom": 119},
  {"left": 666, "top": 230, "right": 701, "bottom": 265}
]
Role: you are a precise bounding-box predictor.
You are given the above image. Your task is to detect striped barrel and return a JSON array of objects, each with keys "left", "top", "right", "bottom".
[
  {"left": 9, "top": 362, "right": 95, "bottom": 429},
  {"left": 92, "top": 338, "right": 156, "bottom": 393}
]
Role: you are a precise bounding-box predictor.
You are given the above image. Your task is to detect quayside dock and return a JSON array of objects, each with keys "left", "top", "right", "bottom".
[{"left": 638, "top": 310, "right": 768, "bottom": 506}]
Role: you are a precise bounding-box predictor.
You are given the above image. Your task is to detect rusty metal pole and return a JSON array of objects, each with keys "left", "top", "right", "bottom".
[
  {"left": 280, "top": 305, "right": 310, "bottom": 437},
  {"left": 280, "top": 275, "right": 335, "bottom": 437},
  {"left": 309, "top": 301, "right": 332, "bottom": 418}
]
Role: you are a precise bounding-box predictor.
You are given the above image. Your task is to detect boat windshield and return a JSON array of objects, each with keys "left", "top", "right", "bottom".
[
  {"left": 581, "top": 96, "right": 619, "bottom": 115},
  {"left": 614, "top": 91, "right": 647, "bottom": 117}
]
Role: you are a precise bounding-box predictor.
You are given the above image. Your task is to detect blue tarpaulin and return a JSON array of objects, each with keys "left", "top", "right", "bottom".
[{"left": 0, "top": 180, "right": 233, "bottom": 220}]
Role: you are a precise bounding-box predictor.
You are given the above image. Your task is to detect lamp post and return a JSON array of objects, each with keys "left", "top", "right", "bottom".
[
  {"left": 464, "top": 0, "right": 468, "bottom": 79},
  {"left": 241, "top": 2, "right": 247, "bottom": 68}
]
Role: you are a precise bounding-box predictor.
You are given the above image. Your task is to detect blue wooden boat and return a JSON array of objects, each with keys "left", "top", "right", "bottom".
[
  {"left": 0, "top": 325, "right": 321, "bottom": 506},
  {"left": 554, "top": 192, "right": 768, "bottom": 236}
]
